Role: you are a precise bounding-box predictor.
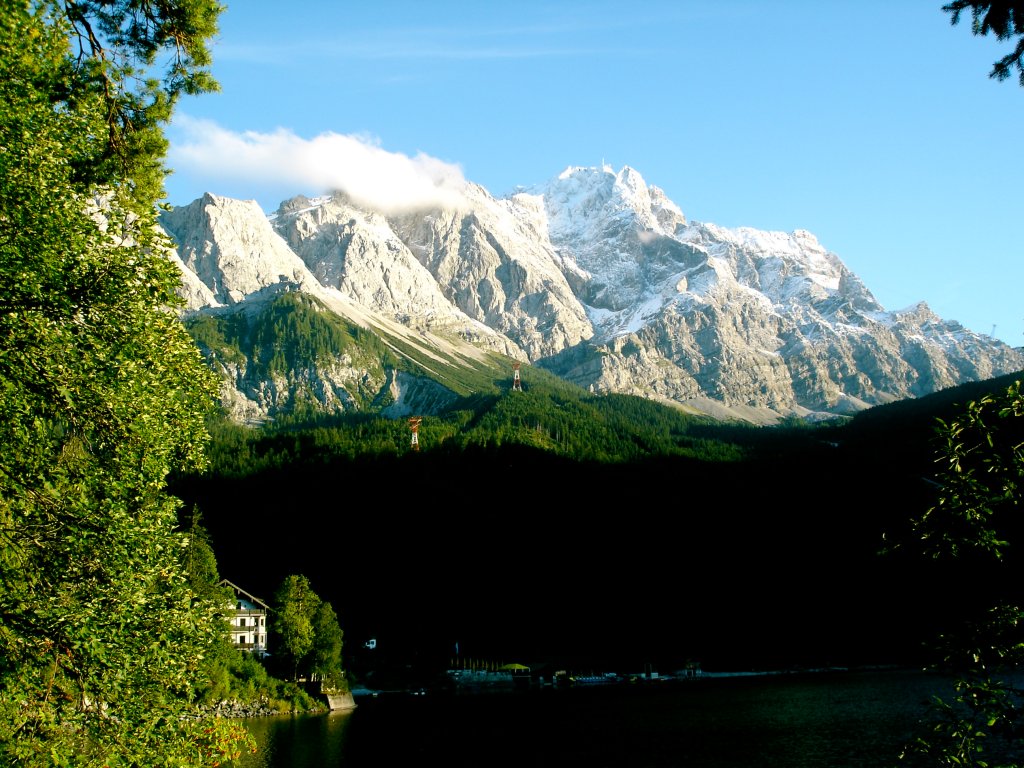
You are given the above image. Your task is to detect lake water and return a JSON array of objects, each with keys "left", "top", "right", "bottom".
[{"left": 229, "top": 669, "right": 954, "bottom": 768}]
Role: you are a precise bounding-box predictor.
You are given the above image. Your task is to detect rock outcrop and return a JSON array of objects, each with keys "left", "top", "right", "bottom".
[{"left": 160, "top": 166, "right": 1024, "bottom": 424}]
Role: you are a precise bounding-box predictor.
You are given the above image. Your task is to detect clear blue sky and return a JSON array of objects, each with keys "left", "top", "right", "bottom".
[{"left": 165, "top": 1, "right": 1024, "bottom": 348}]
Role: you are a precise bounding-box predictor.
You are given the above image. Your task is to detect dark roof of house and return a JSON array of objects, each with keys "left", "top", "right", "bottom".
[{"left": 219, "top": 579, "right": 271, "bottom": 611}]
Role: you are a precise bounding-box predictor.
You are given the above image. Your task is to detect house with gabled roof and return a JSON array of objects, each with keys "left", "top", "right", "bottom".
[{"left": 220, "top": 579, "right": 270, "bottom": 656}]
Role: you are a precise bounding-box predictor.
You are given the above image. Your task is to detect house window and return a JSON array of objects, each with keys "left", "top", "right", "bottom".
[
  {"left": 239, "top": 617, "right": 246, "bottom": 627},
  {"left": 239, "top": 635, "right": 247, "bottom": 644}
]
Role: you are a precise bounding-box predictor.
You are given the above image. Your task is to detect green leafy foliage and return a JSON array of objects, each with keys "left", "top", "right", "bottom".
[
  {"left": 894, "top": 379, "right": 1024, "bottom": 767},
  {"left": 311, "top": 602, "right": 346, "bottom": 691},
  {"left": 267, "top": 575, "right": 347, "bottom": 690},
  {"left": 0, "top": 1, "right": 257, "bottom": 765},
  {"left": 178, "top": 516, "right": 331, "bottom": 715},
  {"left": 913, "top": 381, "right": 1024, "bottom": 562},
  {"left": 271, "top": 575, "right": 319, "bottom": 678},
  {"left": 59, "top": 0, "right": 223, "bottom": 205}
]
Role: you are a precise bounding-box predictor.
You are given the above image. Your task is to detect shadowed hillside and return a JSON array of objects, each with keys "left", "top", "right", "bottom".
[{"left": 171, "top": 370, "right": 1024, "bottom": 675}]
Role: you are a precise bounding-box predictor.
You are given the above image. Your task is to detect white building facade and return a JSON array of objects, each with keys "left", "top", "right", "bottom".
[{"left": 220, "top": 579, "right": 270, "bottom": 656}]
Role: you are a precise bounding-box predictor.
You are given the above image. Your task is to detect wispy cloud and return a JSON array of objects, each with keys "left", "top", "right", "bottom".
[
  {"left": 168, "top": 116, "right": 467, "bottom": 213},
  {"left": 212, "top": 12, "right": 661, "bottom": 65},
  {"left": 214, "top": 39, "right": 617, "bottom": 65}
]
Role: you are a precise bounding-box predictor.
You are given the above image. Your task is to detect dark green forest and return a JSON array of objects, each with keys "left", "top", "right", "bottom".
[
  {"left": 4, "top": 1, "right": 1020, "bottom": 765},
  {"left": 171, "top": 365, "right": 1024, "bottom": 682}
]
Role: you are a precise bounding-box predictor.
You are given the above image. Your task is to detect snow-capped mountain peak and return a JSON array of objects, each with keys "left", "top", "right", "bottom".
[{"left": 162, "top": 164, "right": 1024, "bottom": 425}]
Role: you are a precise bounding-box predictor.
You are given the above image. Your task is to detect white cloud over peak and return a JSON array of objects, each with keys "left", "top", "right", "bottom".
[{"left": 168, "top": 116, "right": 468, "bottom": 213}]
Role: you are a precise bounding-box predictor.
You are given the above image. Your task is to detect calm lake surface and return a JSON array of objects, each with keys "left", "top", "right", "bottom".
[{"left": 229, "top": 669, "right": 954, "bottom": 768}]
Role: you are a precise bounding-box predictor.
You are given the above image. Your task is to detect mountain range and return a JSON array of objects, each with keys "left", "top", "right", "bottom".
[{"left": 160, "top": 164, "right": 1024, "bottom": 425}]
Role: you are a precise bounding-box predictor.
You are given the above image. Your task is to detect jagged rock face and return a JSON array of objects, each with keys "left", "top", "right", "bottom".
[
  {"left": 161, "top": 166, "right": 1024, "bottom": 424},
  {"left": 387, "top": 185, "right": 593, "bottom": 359},
  {"left": 271, "top": 194, "right": 472, "bottom": 329},
  {"left": 214, "top": 353, "right": 386, "bottom": 427},
  {"left": 537, "top": 166, "right": 691, "bottom": 314},
  {"left": 531, "top": 187, "right": 1024, "bottom": 421},
  {"left": 160, "top": 193, "right": 321, "bottom": 308},
  {"left": 267, "top": 186, "right": 593, "bottom": 361},
  {"left": 212, "top": 348, "right": 458, "bottom": 427},
  {"left": 380, "top": 371, "right": 462, "bottom": 419}
]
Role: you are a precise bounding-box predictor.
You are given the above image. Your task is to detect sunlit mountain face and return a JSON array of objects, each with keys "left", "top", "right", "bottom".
[{"left": 160, "top": 165, "right": 1024, "bottom": 426}]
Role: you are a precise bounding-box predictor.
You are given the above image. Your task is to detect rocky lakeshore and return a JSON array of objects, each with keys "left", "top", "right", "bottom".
[{"left": 206, "top": 690, "right": 357, "bottom": 718}]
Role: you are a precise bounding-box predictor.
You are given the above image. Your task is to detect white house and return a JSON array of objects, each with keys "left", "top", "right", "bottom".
[{"left": 219, "top": 579, "right": 270, "bottom": 656}]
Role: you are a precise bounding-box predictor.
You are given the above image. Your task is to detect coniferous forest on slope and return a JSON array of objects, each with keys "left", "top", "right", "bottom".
[
  {"left": 6, "top": 2, "right": 1022, "bottom": 765},
  {"left": 170, "top": 367, "right": 1024, "bottom": 680}
]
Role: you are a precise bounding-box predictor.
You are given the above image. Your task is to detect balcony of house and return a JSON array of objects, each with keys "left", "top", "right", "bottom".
[{"left": 231, "top": 635, "right": 269, "bottom": 654}]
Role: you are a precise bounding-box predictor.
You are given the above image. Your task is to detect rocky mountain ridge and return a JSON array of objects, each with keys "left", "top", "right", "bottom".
[{"left": 160, "top": 164, "right": 1024, "bottom": 425}]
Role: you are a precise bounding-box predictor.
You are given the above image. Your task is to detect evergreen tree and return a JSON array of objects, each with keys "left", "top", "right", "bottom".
[{"left": 945, "top": 1, "right": 1024, "bottom": 85}]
